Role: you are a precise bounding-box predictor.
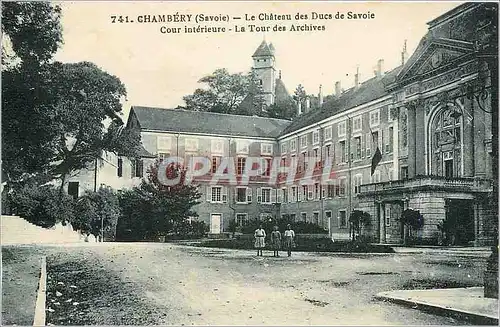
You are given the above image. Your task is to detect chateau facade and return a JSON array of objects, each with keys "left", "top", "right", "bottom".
[{"left": 70, "top": 3, "right": 497, "bottom": 245}]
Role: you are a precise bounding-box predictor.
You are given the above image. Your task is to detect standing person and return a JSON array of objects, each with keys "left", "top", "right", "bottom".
[
  {"left": 270, "top": 225, "right": 282, "bottom": 257},
  {"left": 254, "top": 224, "right": 266, "bottom": 256},
  {"left": 283, "top": 224, "right": 295, "bottom": 257}
]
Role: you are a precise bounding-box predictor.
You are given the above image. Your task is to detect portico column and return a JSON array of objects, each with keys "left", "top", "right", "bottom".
[
  {"left": 379, "top": 202, "right": 386, "bottom": 244},
  {"left": 407, "top": 104, "right": 417, "bottom": 178},
  {"left": 415, "top": 104, "right": 426, "bottom": 175}
]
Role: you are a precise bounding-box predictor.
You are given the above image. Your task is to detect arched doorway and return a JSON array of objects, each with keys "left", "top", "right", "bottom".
[{"left": 429, "top": 103, "right": 464, "bottom": 177}]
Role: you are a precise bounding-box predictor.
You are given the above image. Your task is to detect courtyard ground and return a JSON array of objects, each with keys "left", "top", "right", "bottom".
[{"left": 1, "top": 243, "right": 494, "bottom": 325}]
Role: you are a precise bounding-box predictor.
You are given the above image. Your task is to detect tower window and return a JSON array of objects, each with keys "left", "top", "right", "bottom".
[{"left": 259, "top": 79, "right": 263, "bottom": 85}]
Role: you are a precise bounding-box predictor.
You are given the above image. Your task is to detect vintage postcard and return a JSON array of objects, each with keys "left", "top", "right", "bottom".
[{"left": 1, "top": 1, "right": 498, "bottom": 326}]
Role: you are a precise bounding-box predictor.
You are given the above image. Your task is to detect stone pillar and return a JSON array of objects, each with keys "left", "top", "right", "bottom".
[
  {"left": 379, "top": 203, "right": 386, "bottom": 244},
  {"left": 484, "top": 227, "right": 498, "bottom": 299},
  {"left": 415, "top": 106, "right": 426, "bottom": 176},
  {"left": 407, "top": 105, "right": 417, "bottom": 178}
]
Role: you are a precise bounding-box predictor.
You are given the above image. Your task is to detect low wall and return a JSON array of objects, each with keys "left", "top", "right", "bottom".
[{"left": 1, "top": 215, "right": 89, "bottom": 245}]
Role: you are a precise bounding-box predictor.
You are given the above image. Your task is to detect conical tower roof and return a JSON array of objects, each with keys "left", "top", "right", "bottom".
[{"left": 252, "top": 40, "right": 274, "bottom": 57}]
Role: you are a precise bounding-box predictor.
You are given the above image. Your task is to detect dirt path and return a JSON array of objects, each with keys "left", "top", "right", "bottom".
[{"left": 41, "top": 243, "right": 485, "bottom": 325}]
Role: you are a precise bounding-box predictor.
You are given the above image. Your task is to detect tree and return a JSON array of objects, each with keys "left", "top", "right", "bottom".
[
  {"left": 267, "top": 98, "right": 297, "bottom": 120},
  {"left": 400, "top": 209, "right": 424, "bottom": 245},
  {"left": 182, "top": 68, "right": 249, "bottom": 114},
  {"left": 349, "top": 210, "right": 371, "bottom": 241},
  {"left": 8, "top": 182, "right": 75, "bottom": 228},
  {"left": 72, "top": 187, "right": 121, "bottom": 240},
  {"left": 2, "top": 2, "right": 62, "bottom": 67},
  {"left": 116, "top": 160, "right": 202, "bottom": 241},
  {"left": 293, "top": 84, "right": 307, "bottom": 105}
]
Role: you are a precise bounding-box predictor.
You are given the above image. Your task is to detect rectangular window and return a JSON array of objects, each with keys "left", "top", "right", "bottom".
[
  {"left": 325, "top": 211, "right": 332, "bottom": 225},
  {"left": 261, "top": 188, "right": 271, "bottom": 203},
  {"left": 302, "top": 152, "right": 307, "bottom": 172},
  {"left": 68, "top": 182, "right": 79, "bottom": 200},
  {"left": 280, "top": 142, "right": 287, "bottom": 154},
  {"left": 339, "top": 178, "right": 346, "bottom": 196},
  {"left": 302, "top": 185, "right": 308, "bottom": 201},
  {"left": 307, "top": 185, "right": 313, "bottom": 200},
  {"left": 313, "top": 131, "right": 319, "bottom": 145},
  {"left": 282, "top": 188, "right": 288, "bottom": 203},
  {"left": 354, "top": 136, "right": 362, "bottom": 159},
  {"left": 236, "top": 187, "right": 247, "bottom": 203},
  {"left": 261, "top": 143, "right": 273, "bottom": 155},
  {"left": 370, "top": 110, "right": 380, "bottom": 127},
  {"left": 313, "top": 148, "right": 319, "bottom": 168},
  {"left": 185, "top": 138, "right": 199, "bottom": 152},
  {"left": 372, "top": 131, "right": 379, "bottom": 149},
  {"left": 158, "top": 152, "right": 169, "bottom": 162},
  {"left": 401, "top": 166, "right": 409, "bottom": 180},
  {"left": 117, "top": 158, "right": 123, "bottom": 177},
  {"left": 385, "top": 207, "right": 391, "bottom": 227},
  {"left": 212, "top": 156, "right": 221, "bottom": 173},
  {"left": 291, "top": 186, "right": 297, "bottom": 202},
  {"left": 366, "top": 132, "right": 372, "bottom": 157},
  {"left": 157, "top": 136, "right": 172, "bottom": 151},
  {"left": 353, "top": 116, "right": 362, "bottom": 132},
  {"left": 290, "top": 139, "right": 297, "bottom": 152},
  {"left": 313, "top": 212, "right": 319, "bottom": 225},
  {"left": 339, "top": 210, "right": 347, "bottom": 228},
  {"left": 262, "top": 158, "right": 272, "bottom": 176},
  {"left": 301, "top": 212, "right": 307, "bottom": 222},
  {"left": 338, "top": 121, "right": 346, "bottom": 137},
  {"left": 290, "top": 213, "right": 296, "bottom": 222},
  {"left": 236, "top": 213, "right": 248, "bottom": 227},
  {"left": 236, "top": 141, "right": 249, "bottom": 154},
  {"left": 387, "top": 127, "right": 394, "bottom": 153},
  {"left": 324, "top": 144, "right": 331, "bottom": 158},
  {"left": 354, "top": 174, "right": 363, "bottom": 194},
  {"left": 237, "top": 157, "right": 246, "bottom": 175},
  {"left": 327, "top": 184, "right": 335, "bottom": 198},
  {"left": 314, "top": 183, "right": 320, "bottom": 199},
  {"left": 211, "top": 139, "right": 224, "bottom": 154},
  {"left": 211, "top": 186, "right": 222, "bottom": 202},
  {"left": 324, "top": 126, "right": 332, "bottom": 140},
  {"left": 300, "top": 135, "right": 308, "bottom": 148},
  {"left": 134, "top": 159, "right": 143, "bottom": 178},
  {"left": 339, "top": 141, "right": 346, "bottom": 163}
]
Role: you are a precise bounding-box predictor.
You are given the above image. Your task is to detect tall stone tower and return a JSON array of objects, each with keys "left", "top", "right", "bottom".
[{"left": 252, "top": 40, "right": 276, "bottom": 106}]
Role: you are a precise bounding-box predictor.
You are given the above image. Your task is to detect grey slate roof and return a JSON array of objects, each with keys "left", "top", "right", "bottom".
[
  {"left": 131, "top": 106, "right": 291, "bottom": 138},
  {"left": 280, "top": 66, "right": 403, "bottom": 136},
  {"left": 252, "top": 40, "right": 274, "bottom": 57}
]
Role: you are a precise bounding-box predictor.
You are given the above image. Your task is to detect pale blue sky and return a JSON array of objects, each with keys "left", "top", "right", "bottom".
[{"left": 53, "top": 1, "right": 463, "bottom": 119}]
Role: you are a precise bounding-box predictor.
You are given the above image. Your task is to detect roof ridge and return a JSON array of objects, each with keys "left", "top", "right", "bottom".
[{"left": 132, "top": 105, "right": 291, "bottom": 122}]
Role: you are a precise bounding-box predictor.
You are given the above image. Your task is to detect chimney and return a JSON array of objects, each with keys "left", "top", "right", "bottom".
[
  {"left": 318, "top": 85, "right": 323, "bottom": 107},
  {"left": 297, "top": 100, "right": 302, "bottom": 115},
  {"left": 375, "top": 59, "right": 384, "bottom": 78},
  {"left": 335, "top": 81, "right": 341, "bottom": 97},
  {"left": 305, "top": 97, "right": 311, "bottom": 112},
  {"left": 354, "top": 66, "right": 360, "bottom": 89},
  {"left": 401, "top": 40, "right": 408, "bottom": 65}
]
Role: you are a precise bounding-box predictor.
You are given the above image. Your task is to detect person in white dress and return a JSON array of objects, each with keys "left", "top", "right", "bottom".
[{"left": 254, "top": 224, "right": 266, "bottom": 256}]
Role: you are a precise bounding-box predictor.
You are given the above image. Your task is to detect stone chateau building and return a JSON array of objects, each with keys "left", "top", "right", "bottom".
[{"left": 69, "top": 3, "right": 497, "bottom": 245}]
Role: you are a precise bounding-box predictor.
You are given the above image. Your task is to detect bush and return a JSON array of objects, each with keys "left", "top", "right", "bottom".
[
  {"left": 72, "top": 186, "right": 120, "bottom": 240},
  {"left": 8, "top": 184, "right": 74, "bottom": 228},
  {"left": 169, "top": 220, "right": 209, "bottom": 239}
]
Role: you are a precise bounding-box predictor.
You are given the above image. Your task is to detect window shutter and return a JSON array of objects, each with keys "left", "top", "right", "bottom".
[
  {"left": 206, "top": 186, "right": 211, "bottom": 202},
  {"left": 276, "top": 189, "right": 282, "bottom": 203},
  {"left": 233, "top": 187, "right": 237, "bottom": 203},
  {"left": 131, "top": 160, "right": 136, "bottom": 178},
  {"left": 246, "top": 187, "right": 252, "bottom": 203},
  {"left": 288, "top": 187, "right": 292, "bottom": 203},
  {"left": 298, "top": 187, "right": 302, "bottom": 202},
  {"left": 271, "top": 189, "right": 277, "bottom": 203},
  {"left": 361, "top": 135, "right": 365, "bottom": 158},
  {"left": 322, "top": 186, "right": 326, "bottom": 199},
  {"left": 257, "top": 187, "right": 262, "bottom": 203},
  {"left": 222, "top": 186, "right": 228, "bottom": 203}
]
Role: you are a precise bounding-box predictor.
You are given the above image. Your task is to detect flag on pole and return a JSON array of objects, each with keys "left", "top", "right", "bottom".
[
  {"left": 369, "top": 126, "right": 382, "bottom": 176},
  {"left": 371, "top": 146, "right": 382, "bottom": 176}
]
